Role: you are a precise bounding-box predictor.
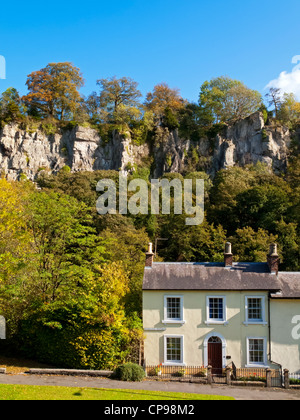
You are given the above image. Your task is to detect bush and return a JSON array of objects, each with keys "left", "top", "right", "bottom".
[{"left": 114, "top": 363, "right": 145, "bottom": 382}]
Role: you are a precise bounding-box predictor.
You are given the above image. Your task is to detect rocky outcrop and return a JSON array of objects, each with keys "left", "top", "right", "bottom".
[
  {"left": 0, "top": 112, "right": 294, "bottom": 181},
  {"left": 212, "top": 112, "right": 291, "bottom": 175},
  {"left": 0, "top": 124, "right": 149, "bottom": 180},
  {"left": 152, "top": 112, "right": 293, "bottom": 177}
]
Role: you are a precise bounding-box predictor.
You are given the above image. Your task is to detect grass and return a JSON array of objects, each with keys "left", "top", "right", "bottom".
[{"left": 0, "top": 384, "right": 234, "bottom": 401}]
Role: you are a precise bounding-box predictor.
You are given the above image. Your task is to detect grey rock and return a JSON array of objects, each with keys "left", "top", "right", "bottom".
[{"left": 0, "top": 112, "right": 293, "bottom": 181}]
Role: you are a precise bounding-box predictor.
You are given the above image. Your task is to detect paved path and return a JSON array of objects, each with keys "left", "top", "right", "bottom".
[{"left": 1, "top": 374, "right": 300, "bottom": 400}]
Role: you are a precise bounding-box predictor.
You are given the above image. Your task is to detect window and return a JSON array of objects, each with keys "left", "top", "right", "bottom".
[
  {"left": 167, "top": 297, "right": 181, "bottom": 320},
  {"left": 163, "top": 296, "right": 184, "bottom": 324},
  {"left": 248, "top": 298, "right": 262, "bottom": 321},
  {"left": 206, "top": 296, "right": 227, "bottom": 324},
  {"left": 164, "top": 335, "right": 184, "bottom": 365},
  {"left": 245, "top": 296, "right": 266, "bottom": 325},
  {"left": 247, "top": 337, "right": 267, "bottom": 367}
]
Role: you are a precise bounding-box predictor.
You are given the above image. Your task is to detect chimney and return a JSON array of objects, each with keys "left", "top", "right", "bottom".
[
  {"left": 267, "top": 243, "right": 280, "bottom": 275},
  {"left": 145, "top": 243, "right": 154, "bottom": 268},
  {"left": 224, "top": 242, "right": 233, "bottom": 267}
]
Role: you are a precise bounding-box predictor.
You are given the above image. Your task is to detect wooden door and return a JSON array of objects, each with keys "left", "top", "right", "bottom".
[{"left": 208, "top": 337, "right": 223, "bottom": 375}]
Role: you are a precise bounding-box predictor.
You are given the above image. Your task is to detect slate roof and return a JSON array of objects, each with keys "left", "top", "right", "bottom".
[
  {"left": 143, "top": 262, "right": 300, "bottom": 298},
  {"left": 272, "top": 273, "right": 300, "bottom": 299}
]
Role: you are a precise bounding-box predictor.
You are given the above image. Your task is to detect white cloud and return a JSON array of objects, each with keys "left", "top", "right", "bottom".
[{"left": 265, "top": 69, "right": 300, "bottom": 100}]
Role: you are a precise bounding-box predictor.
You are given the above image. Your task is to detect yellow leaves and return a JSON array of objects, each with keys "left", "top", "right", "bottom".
[
  {"left": 95, "top": 261, "right": 129, "bottom": 303},
  {"left": 0, "top": 179, "right": 31, "bottom": 254},
  {"left": 145, "top": 83, "right": 185, "bottom": 119}
]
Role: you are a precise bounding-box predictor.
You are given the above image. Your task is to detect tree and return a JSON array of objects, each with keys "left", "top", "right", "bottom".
[
  {"left": 230, "top": 227, "right": 277, "bottom": 262},
  {"left": 100, "top": 223, "right": 150, "bottom": 314},
  {"left": 145, "top": 83, "right": 185, "bottom": 123},
  {"left": 157, "top": 213, "right": 227, "bottom": 263},
  {"left": 235, "top": 184, "right": 291, "bottom": 233},
  {"left": 97, "top": 76, "right": 142, "bottom": 122},
  {"left": 265, "top": 87, "right": 282, "bottom": 119},
  {"left": 277, "top": 93, "right": 300, "bottom": 127},
  {"left": 199, "top": 76, "right": 262, "bottom": 125},
  {"left": 207, "top": 164, "right": 289, "bottom": 235},
  {"left": 22, "top": 62, "right": 84, "bottom": 120},
  {"left": 24, "top": 190, "right": 105, "bottom": 304},
  {"left": 0, "top": 88, "right": 26, "bottom": 122},
  {"left": 225, "top": 84, "right": 263, "bottom": 123}
]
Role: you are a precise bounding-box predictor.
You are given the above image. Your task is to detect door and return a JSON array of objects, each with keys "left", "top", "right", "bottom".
[{"left": 208, "top": 337, "right": 223, "bottom": 375}]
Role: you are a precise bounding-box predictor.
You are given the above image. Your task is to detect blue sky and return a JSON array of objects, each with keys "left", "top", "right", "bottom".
[{"left": 1, "top": 0, "right": 300, "bottom": 102}]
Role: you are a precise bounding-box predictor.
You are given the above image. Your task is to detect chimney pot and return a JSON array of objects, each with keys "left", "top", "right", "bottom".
[
  {"left": 145, "top": 242, "right": 154, "bottom": 267},
  {"left": 224, "top": 242, "right": 233, "bottom": 267},
  {"left": 269, "top": 243, "right": 278, "bottom": 256},
  {"left": 225, "top": 242, "right": 232, "bottom": 255},
  {"left": 267, "top": 243, "right": 280, "bottom": 275}
]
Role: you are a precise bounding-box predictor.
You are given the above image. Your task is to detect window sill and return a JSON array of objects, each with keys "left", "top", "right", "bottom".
[
  {"left": 162, "top": 320, "right": 186, "bottom": 325},
  {"left": 205, "top": 320, "right": 228, "bottom": 326},
  {"left": 163, "top": 362, "right": 186, "bottom": 367},
  {"left": 245, "top": 364, "right": 268, "bottom": 369},
  {"left": 144, "top": 327, "right": 167, "bottom": 332},
  {"left": 243, "top": 322, "right": 268, "bottom": 326}
]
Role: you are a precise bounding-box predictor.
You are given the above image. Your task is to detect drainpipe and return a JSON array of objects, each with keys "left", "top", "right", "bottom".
[{"left": 268, "top": 292, "right": 271, "bottom": 361}]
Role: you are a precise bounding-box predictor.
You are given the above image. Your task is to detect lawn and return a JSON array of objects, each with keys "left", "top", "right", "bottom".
[{"left": 0, "top": 384, "right": 234, "bottom": 400}]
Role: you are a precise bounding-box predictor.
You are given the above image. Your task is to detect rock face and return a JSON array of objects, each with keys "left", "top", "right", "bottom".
[
  {"left": 0, "top": 124, "right": 149, "bottom": 180},
  {"left": 212, "top": 112, "right": 291, "bottom": 175},
  {"left": 152, "top": 112, "right": 292, "bottom": 177},
  {"left": 0, "top": 112, "right": 294, "bottom": 181}
]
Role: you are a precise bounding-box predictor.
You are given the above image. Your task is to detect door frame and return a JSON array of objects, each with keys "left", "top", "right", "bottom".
[{"left": 204, "top": 332, "right": 227, "bottom": 370}]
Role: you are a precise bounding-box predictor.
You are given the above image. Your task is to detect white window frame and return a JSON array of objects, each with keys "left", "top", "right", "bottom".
[
  {"left": 164, "top": 335, "right": 185, "bottom": 366},
  {"left": 205, "top": 295, "right": 228, "bottom": 325},
  {"left": 163, "top": 295, "right": 185, "bottom": 325},
  {"left": 244, "top": 296, "right": 267, "bottom": 326},
  {"left": 246, "top": 337, "right": 267, "bottom": 368}
]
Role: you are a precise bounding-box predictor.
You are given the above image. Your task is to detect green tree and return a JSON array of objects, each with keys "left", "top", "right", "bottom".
[
  {"left": 277, "top": 93, "right": 300, "bottom": 127},
  {"left": 199, "top": 76, "right": 262, "bottom": 124},
  {"left": 275, "top": 220, "right": 300, "bottom": 271},
  {"left": 24, "top": 190, "right": 105, "bottom": 304},
  {"left": 158, "top": 214, "right": 227, "bottom": 263},
  {"left": 235, "top": 183, "right": 291, "bottom": 233},
  {"left": 100, "top": 223, "right": 149, "bottom": 315},
  {"left": 230, "top": 227, "right": 278, "bottom": 262},
  {"left": 97, "top": 76, "right": 142, "bottom": 123},
  {"left": 0, "top": 88, "right": 26, "bottom": 123}
]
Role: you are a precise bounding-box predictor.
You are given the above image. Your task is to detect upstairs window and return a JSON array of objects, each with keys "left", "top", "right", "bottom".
[
  {"left": 206, "top": 296, "right": 227, "bottom": 324},
  {"left": 163, "top": 296, "right": 184, "bottom": 324},
  {"left": 245, "top": 297, "right": 266, "bottom": 325}
]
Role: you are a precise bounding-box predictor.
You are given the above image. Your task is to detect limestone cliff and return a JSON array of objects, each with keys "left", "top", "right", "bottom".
[
  {"left": 0, "top": 112, "right": 294, "bottom": 181},
  {"left": 0, "top": 124, "right": 149, "bottom": 180}
]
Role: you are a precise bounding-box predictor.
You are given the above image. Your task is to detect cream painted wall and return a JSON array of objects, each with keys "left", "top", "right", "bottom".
[
  {"left": 143, "top": 291, "right": 300, "bottom": 371},
  {"left": 270, "top": 300, "right": 300, "bottom": 373}
]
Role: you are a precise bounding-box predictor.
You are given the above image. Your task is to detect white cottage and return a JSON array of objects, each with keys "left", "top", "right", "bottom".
[{"left": 142, "top": 243, "right": 300, "bottom": 376}]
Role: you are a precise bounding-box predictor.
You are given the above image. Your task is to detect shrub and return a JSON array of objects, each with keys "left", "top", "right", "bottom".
[{"left": 114, "top": 363, "right": 145, "bottom": 382}]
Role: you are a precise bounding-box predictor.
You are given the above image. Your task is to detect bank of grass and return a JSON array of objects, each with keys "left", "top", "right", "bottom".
[{"left": 0, "top": 384, "right": 234, "bottom": 400}]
